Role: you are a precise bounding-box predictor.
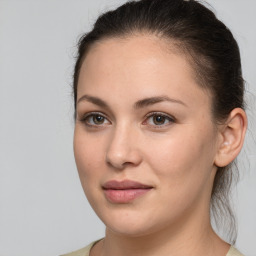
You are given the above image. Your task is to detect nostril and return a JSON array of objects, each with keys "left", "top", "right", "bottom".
[
  {"left": 106, "top": 153, "right": 129, "bottom": 169},
  {"left": 106, "top": 149, "right": 142, "bottom": 170}
]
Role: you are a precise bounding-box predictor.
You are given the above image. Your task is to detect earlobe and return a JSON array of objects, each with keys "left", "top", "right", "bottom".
[{"left": 214, "top": 108, "right": 247, "bottom": 167}]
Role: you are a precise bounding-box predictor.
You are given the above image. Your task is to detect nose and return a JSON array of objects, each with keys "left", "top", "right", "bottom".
[{"left": 106, "top": 125, "right": 142, "bottom": 170}]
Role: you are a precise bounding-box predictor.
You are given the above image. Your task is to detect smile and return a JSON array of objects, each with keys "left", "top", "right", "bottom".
[{"left": 102, "top": 180, "right": 153, "bottom": 203}]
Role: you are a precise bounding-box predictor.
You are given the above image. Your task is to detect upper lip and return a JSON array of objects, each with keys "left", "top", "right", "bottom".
[{"left": 102, "top": 180, "right": 153, "bottom": 190}]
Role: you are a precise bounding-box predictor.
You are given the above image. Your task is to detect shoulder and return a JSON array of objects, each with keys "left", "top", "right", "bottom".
[
  {"left": 60, "top": 241, "right": 95, "bottom": 256},
  {"left": 226, "top": 246, "right": 245, "bottom": 256}
]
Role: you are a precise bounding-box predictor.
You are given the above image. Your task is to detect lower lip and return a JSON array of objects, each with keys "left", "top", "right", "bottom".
[{"left": 103, "top": 188, "right": 151, "bottom": 203}]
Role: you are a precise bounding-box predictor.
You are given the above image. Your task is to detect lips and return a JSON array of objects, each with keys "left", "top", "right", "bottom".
[{"left": 102, "top": 180, "right": 153, "bottom": 203}]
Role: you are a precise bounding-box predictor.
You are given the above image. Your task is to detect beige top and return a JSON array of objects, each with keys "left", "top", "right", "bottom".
[{"left": 61, "top": 241, "right": 244, "bottom": 256}]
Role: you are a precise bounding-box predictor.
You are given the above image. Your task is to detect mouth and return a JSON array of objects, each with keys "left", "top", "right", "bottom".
[{"left": 102, "top": 180, "right": 153, "bottom": 203}]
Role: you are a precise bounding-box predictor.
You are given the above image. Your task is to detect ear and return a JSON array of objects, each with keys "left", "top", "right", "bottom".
[{"left": 214, "top": 108, "right": 247, "bottom": 167}]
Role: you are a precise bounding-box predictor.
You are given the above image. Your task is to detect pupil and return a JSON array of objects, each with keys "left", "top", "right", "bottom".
[
  {"left": 154, "top": 115, "right": 165, "bottom": 125},
  {"left": 94, "top": 115, "right": 104, "bottom": 124}
]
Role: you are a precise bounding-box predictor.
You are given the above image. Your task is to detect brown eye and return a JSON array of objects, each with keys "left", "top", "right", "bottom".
[
  {"left": 93, "top": 115, "right": 105, "bottom": 124},
  {"left": 143, "top": 112, "right": 175, "bottom": 127},
  {"left": 153, "top": 115, "right": 166, "bottom": 125},
  {"left": 82, "top": 113, "right": 111, "bottom": 127}
]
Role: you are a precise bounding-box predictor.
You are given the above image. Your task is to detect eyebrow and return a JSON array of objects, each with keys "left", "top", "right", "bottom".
[
  {"left": 77, "top": 95, "right": 109, "bottom": 108},
  {"left": 134, "top": 96, "right": 187, "bottom": 109},
  {"left": 77, "top": 94, "right": 187, "bottom": 109}
]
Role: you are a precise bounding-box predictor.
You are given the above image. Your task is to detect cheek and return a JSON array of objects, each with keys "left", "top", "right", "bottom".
[
  {"left": 142, "top": 130, "right": 216, "bottom": 220},
  {"left": 73, "top": 128, "right": 107, "bottom": 212},
  {"left": 144, "top": 126, "right": 216, "bottom": 187},
  {"left": 73, "top": 128, "right": 104, "bottom": 183}
]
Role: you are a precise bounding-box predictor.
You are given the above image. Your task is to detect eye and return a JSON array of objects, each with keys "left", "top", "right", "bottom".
[
  {"left": 81, "top": 112, "right": 111, "bottom": 127},
  {"left": 143, "top": 112, "right": 175, "bottom": 127}
]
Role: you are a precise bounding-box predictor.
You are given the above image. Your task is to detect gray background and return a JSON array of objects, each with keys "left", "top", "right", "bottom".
[{"left": 0, "top": 0, "right": 255, "bottom": 255}]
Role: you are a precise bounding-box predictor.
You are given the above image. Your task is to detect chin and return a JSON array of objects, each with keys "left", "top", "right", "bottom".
[
  {"left": 98, "top": 206, "right": 168, "bottom": 238},
  {"left": 107, "top": 222, "right": 157, "bottom": 238}
]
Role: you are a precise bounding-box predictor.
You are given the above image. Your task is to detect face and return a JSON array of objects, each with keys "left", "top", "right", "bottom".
[{"left": 74, "top": 35, "right": 220, "bottom": 237}]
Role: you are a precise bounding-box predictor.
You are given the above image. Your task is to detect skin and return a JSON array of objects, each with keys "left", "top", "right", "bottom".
[{"left": 73, "top": 34, "right": 246, "bottom": 256}]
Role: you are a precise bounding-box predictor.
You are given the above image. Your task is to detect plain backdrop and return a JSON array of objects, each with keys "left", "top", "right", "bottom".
[{"left": 0, "top": 0, "right": 255, "bottom": 256}]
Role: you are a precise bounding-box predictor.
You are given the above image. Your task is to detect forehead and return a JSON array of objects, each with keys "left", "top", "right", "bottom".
[
  {"left": 77, "top": 34, "right": 210, "bottom": 111},
  {"left": 83, "top": 34, "right": 189, "bottom": 75}
]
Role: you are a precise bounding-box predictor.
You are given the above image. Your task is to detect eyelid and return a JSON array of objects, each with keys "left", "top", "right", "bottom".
[
  {"left": 78, "top": 111, "right": 175, "bottom": 128},
  {"left": 143, "top": 111, "right": 176, "bottom": 127},
  {"left": 80, "top": 111, "right": 111, "bottom": 127},
  {"left": 144, "top": 111, "right": 175, "bottom": 120}
]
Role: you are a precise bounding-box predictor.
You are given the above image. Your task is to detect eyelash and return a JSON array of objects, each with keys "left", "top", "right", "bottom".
[
  {"left": 80, "top": 112, "right": 111, "bottom": 128},
  {"left": 80, "top": 112, "right": 175, "bottom": 128},
  {"left": 143, "top": 112, "right": 175, "bottom": 128}
]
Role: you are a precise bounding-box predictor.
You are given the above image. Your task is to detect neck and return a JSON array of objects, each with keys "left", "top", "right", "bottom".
[{"left": 95, "top": 210, "right": 229, "bottom": 256}]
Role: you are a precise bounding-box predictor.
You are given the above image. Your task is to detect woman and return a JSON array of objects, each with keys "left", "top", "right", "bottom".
[{"left": 63, "top": 0, "right": 247, "bottom": 255}]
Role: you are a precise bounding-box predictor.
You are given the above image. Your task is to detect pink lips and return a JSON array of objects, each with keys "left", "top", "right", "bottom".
[{"left": 102, "top": 180, "right": 153, "bottom": 203}]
